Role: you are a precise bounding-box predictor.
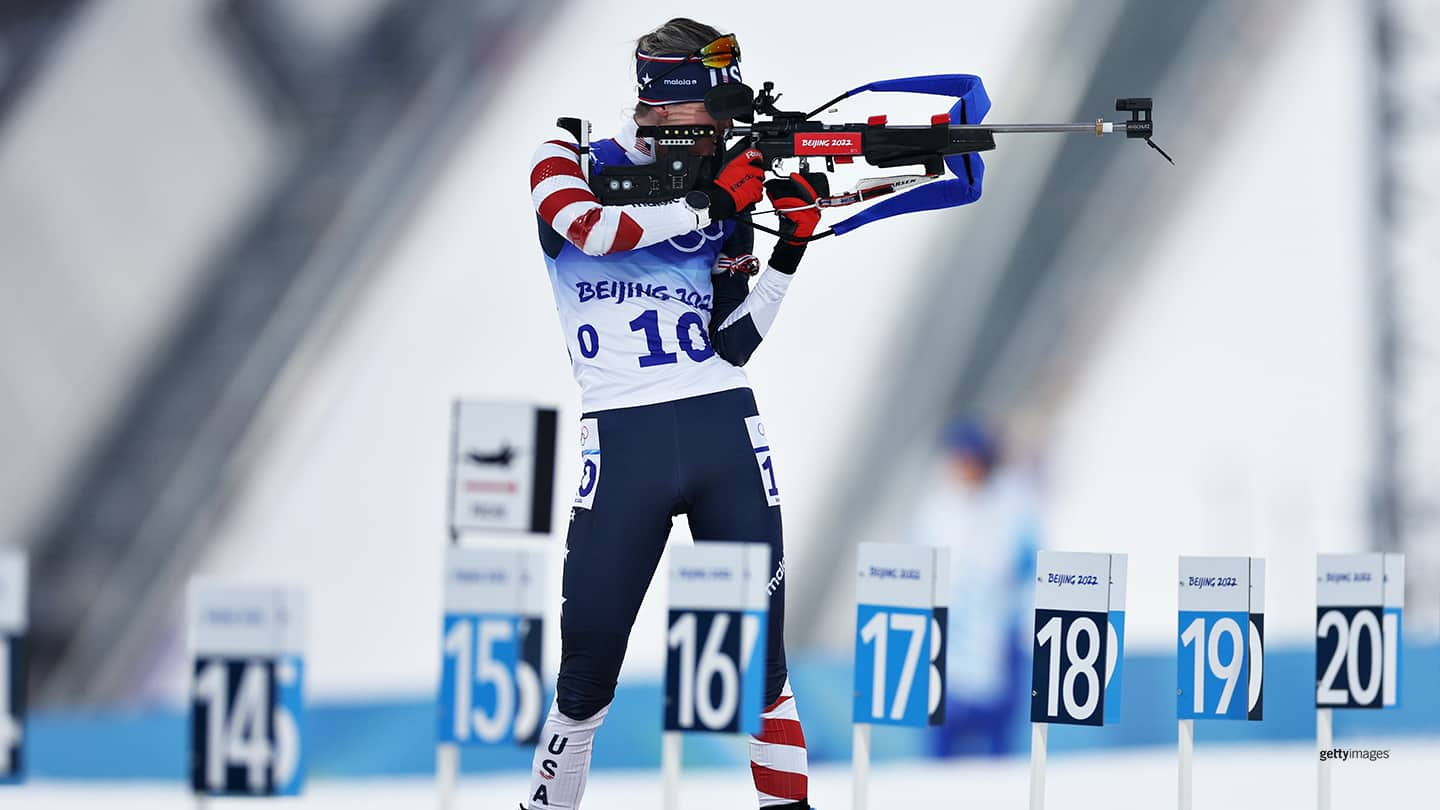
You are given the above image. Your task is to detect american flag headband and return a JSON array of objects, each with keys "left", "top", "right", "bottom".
[{"left": 635, "top": 34, "right": 742, "bottom": 106}]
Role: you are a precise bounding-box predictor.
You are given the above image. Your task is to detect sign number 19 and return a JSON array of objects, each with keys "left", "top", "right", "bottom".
[{"left": 1180, "top": 616, "right": 1242, "bottom": 714}]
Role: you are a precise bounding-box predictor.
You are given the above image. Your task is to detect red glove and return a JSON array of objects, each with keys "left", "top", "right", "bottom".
[
  {"left": 706, "top": 144, "right": 766, "bottom": 220},
  {"left": 765, "top": 172, "right": 828, "bottom": 245}
]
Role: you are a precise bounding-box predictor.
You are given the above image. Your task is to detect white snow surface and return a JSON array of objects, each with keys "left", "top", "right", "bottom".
[{"left": 5, "top": 740, "right": 1435, "bottom": 809}]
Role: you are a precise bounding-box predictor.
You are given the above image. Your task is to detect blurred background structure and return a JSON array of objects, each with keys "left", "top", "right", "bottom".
[{"left": 2, "top": 0, "right": 1439, "bottom": 803}]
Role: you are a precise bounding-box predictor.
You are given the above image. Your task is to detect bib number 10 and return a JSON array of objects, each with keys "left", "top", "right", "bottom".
[{"left": 576, "top": 310, "right": 714, "bottom": 367}]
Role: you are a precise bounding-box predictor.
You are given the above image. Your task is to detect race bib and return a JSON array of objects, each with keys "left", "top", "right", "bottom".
[
  {"left": 744, "top": 416, "right": 781, "bottom": 507},
  {"left": 574, "top": 418, "right": 601, "bottom": 510}
]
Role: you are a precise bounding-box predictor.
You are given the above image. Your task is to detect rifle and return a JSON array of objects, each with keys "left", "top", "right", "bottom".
[{"left": 559, "top": 74, "right": 1169, "bottom": 241}]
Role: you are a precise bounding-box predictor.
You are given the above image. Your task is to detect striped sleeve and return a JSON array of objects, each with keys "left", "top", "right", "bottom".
[
  {"left": 529, "top": 139, "right": 708, "bottom": 256},
  {"left": 709, "top": 266, "right": 793, "bottom": 367}
]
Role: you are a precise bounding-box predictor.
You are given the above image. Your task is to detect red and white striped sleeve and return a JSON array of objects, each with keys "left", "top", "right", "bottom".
[{"left": 530, "top": 138, "right": 707, "bottom": 256}]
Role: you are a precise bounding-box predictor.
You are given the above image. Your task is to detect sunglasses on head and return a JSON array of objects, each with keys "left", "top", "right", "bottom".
[{"left": 638, "top": 33, "right": 741, "bottom": 93}]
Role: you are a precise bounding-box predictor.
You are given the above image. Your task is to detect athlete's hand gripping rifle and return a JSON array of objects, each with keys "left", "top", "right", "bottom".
[{"left": 566, "top": 74, "right": 1170, "bottom": 241}]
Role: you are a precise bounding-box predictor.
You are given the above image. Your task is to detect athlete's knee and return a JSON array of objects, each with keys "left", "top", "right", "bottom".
[
  {"left": 556, "top": 684, "right": 614, "bottom": 722},
  {"left": 555, "top": 662, "right": 613, "bottom": 717},
  {"left": 543, "top": 695, "right": 612, "bottom": 729},
  {"left": 556, "top": 664, "right": 619, "bottom": 721},
  {"left": 556, "top": 630, "right": 627, "bottom": 720},
  {"left": 764, "top": 662, "right": 790, "bottom": 708}
]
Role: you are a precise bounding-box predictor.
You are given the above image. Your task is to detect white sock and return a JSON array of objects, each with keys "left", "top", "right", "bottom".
[
  {"left": 749, "top": 679, "right": 809, "bottom": 807},
  {"left": 526, "top": 700, "right": 609, "bottom": 810}
]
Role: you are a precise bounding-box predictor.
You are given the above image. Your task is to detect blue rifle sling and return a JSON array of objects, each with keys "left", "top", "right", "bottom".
[{"left": 829, "top": 74, "right": 990, "bottom": 235}]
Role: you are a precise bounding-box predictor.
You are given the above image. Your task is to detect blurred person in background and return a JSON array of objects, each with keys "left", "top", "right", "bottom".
[
  {"left": 910, "top": 419, "right": 1039, "bottom": 757},
  {"left": 525, "top": 17, "right": 826, "bottom": 810}
]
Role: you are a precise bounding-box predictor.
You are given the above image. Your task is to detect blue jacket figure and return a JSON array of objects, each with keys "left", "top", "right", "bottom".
[{"left": 909, "top": 420, "right": 1039, "bottom": 757}]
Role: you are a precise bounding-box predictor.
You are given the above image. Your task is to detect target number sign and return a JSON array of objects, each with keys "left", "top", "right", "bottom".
[
  {"left": 664, "top": 542, "right": 770, "bottom": 735},
  {"left": 1030, "top": 551, "right": 1127, "bottom": 727},
  {"left": 437, "top": 547, "right": 545, "bottom": 746},
  {"left": 1177, "top": 557, "right": 1265, "bottom": 721},
  {"left": 852, "top": 543, "right": 947, "bottom": 727},
  {"left": 1316, "top": 553, "right": 1403, "bottom": 709},
  {"left": 189, "top": 585, "right": 305, "bottom": 796},
  {"left": 0, "top": 551, "right": 25, "bottom": 785}
]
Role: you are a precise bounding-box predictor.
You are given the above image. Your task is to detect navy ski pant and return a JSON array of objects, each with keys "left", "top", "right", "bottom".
[{"left": 556, "top": 386, "right": 788, "bottom": 721}]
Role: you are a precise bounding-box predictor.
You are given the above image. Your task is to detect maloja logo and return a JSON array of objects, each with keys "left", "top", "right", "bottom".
[
  {"left": 793, "top": 133, "right": 863, "bottom": 155},
  {"left": 767, "top": 556, "right": 786, "bottom": 597}
]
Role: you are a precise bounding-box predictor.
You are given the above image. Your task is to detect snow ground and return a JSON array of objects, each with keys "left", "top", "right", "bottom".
[{"left": 4, "top": 739, "right": 1433, "bottom": 809}]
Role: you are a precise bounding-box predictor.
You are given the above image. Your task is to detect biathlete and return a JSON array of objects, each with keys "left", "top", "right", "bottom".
[{"left": 524, "top": 17, "right": 826, "bottom": 810}]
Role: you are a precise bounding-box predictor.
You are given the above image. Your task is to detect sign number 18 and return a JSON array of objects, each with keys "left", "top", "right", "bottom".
[{"left": 1035, "top": 615, "right": 1101, "bottom": 720}]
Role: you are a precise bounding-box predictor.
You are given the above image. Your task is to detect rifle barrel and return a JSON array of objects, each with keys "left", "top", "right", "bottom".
[
  {"left": 727, "top": 121, "right": 1137, "bottom": 137},
  {"left": 953, "top": 122, "right": 1132, "bottom": 134}
]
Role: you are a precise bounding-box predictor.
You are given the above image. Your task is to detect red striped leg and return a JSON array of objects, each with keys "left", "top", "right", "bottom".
[{"left": 749, "top": 680, "right": 808, "bottom": 807}]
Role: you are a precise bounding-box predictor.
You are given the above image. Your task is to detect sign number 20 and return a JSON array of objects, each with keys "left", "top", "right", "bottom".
[{"left": 1316, "top": 608, "right": 1385, "bottom": 707}]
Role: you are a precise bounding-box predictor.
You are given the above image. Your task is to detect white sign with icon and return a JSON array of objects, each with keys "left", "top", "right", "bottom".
[{"left": 449, "top": 401, "right": 558, "bottom": 535}]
